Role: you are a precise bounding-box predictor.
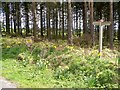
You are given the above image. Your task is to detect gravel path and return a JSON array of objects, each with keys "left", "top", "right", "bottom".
[{"left": 0, "top": 77, "right": 17, "bottom": 88}]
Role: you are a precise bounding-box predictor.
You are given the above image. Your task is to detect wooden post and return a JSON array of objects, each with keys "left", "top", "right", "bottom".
[
  {"left": 93, "top": 20, "right": 111, "bottom": 58},
  {"left": 99, "top": 24, "right": 103, "bottom": 58}
]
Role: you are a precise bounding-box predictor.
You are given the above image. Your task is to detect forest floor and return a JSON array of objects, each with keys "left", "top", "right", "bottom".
[{"left": 1, "top": 37, "right": 119, "bottom": 88}]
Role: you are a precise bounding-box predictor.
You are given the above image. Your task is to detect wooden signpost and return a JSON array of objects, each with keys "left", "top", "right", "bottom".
[{"left": 93, "top": 20, "right": 111, "bottom": 58}]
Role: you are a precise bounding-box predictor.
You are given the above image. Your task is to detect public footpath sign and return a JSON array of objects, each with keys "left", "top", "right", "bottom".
[{"left": 93, "top": 20, "right": 111, "bottom": 58}]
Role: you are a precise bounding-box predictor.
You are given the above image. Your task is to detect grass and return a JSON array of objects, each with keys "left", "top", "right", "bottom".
[
  {"left": 1, "top": 59, "right": 51, "bottom": 87},
  {"left": 1, "top": 37, "right": 119, "bottom": 88}
]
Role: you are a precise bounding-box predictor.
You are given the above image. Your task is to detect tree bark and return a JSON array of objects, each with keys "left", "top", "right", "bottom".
[
  {"left": 67, "top": 0, "right": 73, "bottom": 45},
  {"left": 89, "top": 0, "right": 94, "bottom": 45},
  {"left": 76, "top": 7, "right": 78, "bottom": 32},
  {"left": 43, "top": 10, "right": 45, "bottom": 35},
  {"left": 40, "top": 4, "right": 44, "bottom": 37},
  {"left": 32, "top": 2, "right": 37, "bottom": 40},
  {"left": 83, "top": 1, "right": 87, "bottom": 34},
  {"left": 10, "top": 9, "right": 13, "bottom": 34},
  {"left": 13, "top": 3, "right": 16, "bottom": 34},
  {"left": 52, "top": 9, "right": 55, "bottom": 39},
  {"left": 55, "top": 8, "right": 58, "bottom": 41},
  {"left": 5, "top": 2, "right": 10, "bottom": 34},
  {"left": 118, "top": 2, "right": 120, "bottom": 44},
  {"left": 24, "top": 2, "right": 29, "bottom": 36},
  {"left": 47, "top": 7, "right": 51, "bottom": 40},
  {"left": 109, "top": 0, "right": 114, "bottom": 49},
  {"left": 62, "top": 3, "right": 65, "bottom": 39},
  {"left": 16, "top": 2, "right": 20, "bottom": 35}
]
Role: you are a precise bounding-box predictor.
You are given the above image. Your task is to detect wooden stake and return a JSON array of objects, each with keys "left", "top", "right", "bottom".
[
  {"left": 93, "top": 20, "right": 111, "bottom": 58},
  {"left": 99, "top": 24, "right": 103, "bottom": 58}
]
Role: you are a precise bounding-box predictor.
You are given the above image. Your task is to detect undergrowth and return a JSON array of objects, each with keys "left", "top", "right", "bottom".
[{"left": 1, "top": 37, "right": 119, "bottom": 88}]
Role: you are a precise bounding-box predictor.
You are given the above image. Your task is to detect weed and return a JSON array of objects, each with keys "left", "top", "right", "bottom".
[{"left": 1, "top": 37, "right": 119, "bottom": 88}]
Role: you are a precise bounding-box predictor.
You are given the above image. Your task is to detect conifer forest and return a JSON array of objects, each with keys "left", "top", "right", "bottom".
[{"left": 0, "top": 0, "right": 120, "bottom": 88}]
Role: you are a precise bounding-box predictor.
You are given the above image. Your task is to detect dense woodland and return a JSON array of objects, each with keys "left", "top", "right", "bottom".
[
  {"left": 0, "top": 1, "right": 120, "bottom": 88},
  {"left": 1, "top": 1, "right": 120, "bottom": 49}
]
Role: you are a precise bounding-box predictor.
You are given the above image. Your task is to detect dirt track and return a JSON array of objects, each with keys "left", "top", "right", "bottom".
[{"left": 0, "top": 77, "right": 17, "bottom": 88}]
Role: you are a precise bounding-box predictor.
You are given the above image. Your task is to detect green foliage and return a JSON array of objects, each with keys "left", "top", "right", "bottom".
[
  {"left": 96, "top": 69, "right": 118, "bottom": 87},
  {"left": 1, "top": 37, "right": 119, "bottom": 88}
]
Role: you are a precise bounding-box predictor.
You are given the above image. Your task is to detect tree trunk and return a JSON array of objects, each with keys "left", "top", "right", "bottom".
[
  {"left": 55, "top": 8, "right": 58, "bottom": 41},
  {"left": 79, "top": 10, "right": 82, "bottom": 37},
  {"left": 67, "top": 0, "right": 73, "bottom": 45},
  {"left": 16, "top": 2, "right": 20, "bottom": 35},
  {"left": 47, "top": 7, "right": 51, "bottom": 40},
  {"left": 32, "top": 2, "right": 37, "bottom": 40},
  {"left": 52, "top": 9, "right": 55, "bottom": 39},
  {"left": 19, "top": 3, "right": 22, "bottom": 36},
  {"left": 24, "top": 2, "right": 29, "bottom": 36},
  {"left": 58, "top": 8, "right": 61, "bottom": 38},
  {"left": 118, "top": 2, "right": 120, "bottom": 44},
  {"left": 62, "top": 3, "right": 65, "bottom": 39},
  {"left": 0, "top": 2, "right": 1, "bottom": 35},
  {"left": 40, "top": 4, "right": 44, "bottom": 37},
  {"left": 109, "top": 0, "right": 114, "bottom": 49},
  {"left": 89, "top": 0, "right": 94, "bottom": 46},
  {"left": 10, "top": 13, "right": 13, "bottom": 34},
  {"left": 43, "top": 10, "right": 46, "bottom": 35},
  {"left": 13, "top": 3, "right": 16, "bottom": 34},
  {"left": 5, "top": 2, "right": 10, "bottom": 34},
  {"left": 83, "top": 1, "right": 87, "bottom": 34},
  {"left": 76, "top": 7, "right": 78, "bottom": 32}
]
